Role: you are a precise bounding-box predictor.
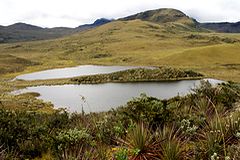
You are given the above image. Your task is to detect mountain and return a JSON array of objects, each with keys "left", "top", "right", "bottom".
[
  {"left": 120, "top": 8, "right": 197, "bottom": 27},
  {"left": 92, "top": 18, "right": 112, "bottom": 26},
  {"left": 199, "top": 22, "right": 240, "bottom": 33},
  {"left": 0, "top": 18, "right": 112, "bottom": 43},
  {"left": 7, "top": 23, "right": 43, "bottom": 30},
  {"left": 0, "top": 24, "right": 71, "bottom": 43},
  {"left": 76, "top": 18, "right": 112, "bottom": 31},
  {"left": 0, "top": 8, "right": 240, "bottom": 81},
  {"left": 1, "top": 8, "right": 240, "bottom": 44},
  {"left": 121, "top": 8, "right": 240, "bottom": 33},
  {"left": 80, "top": 18, "right": 112, "bottom": 27}
]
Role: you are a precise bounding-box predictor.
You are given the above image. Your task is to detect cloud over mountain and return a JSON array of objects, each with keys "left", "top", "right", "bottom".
[{"left": 0, "top": 0, "right": 240, "bottom": 27}]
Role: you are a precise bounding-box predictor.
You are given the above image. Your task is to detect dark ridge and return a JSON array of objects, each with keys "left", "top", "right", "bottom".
[
  {"left": 93, "top": 18, "right": 112, "bottom": 26},
  {"left": 7, "top": 23, "right": 43, "bottom": 30},
  {"left": 76, "top": 18, "right": 112, "bottom": 29},
  {"left": 0, "top": 18, "right": 112, "bottom": 43},
  {"left": 199, "top": 22, "right": 240, "bottom": 33}
]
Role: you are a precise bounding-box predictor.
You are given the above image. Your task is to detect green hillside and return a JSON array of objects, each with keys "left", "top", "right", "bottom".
[
  {"left": 120, "top": 8, "right": 197, "bottom": 27},
  {"left": 0, "top": 16, "right": 240, "bottom": 81}
]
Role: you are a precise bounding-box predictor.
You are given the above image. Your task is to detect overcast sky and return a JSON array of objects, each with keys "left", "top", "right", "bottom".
[{"left": 0, "top": 0, "right": 240, "bottom": 28}]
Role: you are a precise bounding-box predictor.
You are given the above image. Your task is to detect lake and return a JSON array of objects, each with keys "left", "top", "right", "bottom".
[
  {"left": 16, "top": 65, "right": 154, "bottom": 80},
  {"left": 14, "top": 79, "right": 223, "bottom": 113}
]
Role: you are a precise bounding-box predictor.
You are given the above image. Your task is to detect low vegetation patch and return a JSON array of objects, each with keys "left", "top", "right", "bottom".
[
  {"left": 92, "top": 53, "right": 112, "bottom": 59},
  {"left": 8, "top": 67, "right": 203, "bottom": 89},
  {"left": 71, "top": 67, "right": 203, "bottom": 84},
  {"left": 0, "top": 54, "right": 39, "bottom": 75},
  {"left": 185, "top": 34, "right": 240, "bottom": 44},
  {"left": 0, "top": 93, "right": 54, "bottom": 112}
]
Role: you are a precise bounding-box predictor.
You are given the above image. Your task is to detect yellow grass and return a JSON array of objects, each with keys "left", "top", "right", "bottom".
[{"left": 0, "top": 20, "right": 240, "bottom": 82}]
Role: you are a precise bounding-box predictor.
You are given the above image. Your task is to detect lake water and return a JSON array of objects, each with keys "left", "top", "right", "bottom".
[
  {"left": 14, "top": 79, "right": 223, "bottom": 113},
  {"left": 16, "top": 65, "right": 153, "bottom": 80}
]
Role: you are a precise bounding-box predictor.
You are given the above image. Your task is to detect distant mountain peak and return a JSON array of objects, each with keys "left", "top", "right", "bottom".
[
  {"left": 121, "top": 8, "right": 197, "bottom": 26},
  {"left": 200, "top": 21, "right": 240, "bottom": 33},
  {"left": 8, "top": 22, "right": 43, "bottom": 30},
  {"left": 93, "top": 18, "right": 112, "bottom": 25},
  {"left": 77, "top": 18, "right": 112, "bottom": 29}
]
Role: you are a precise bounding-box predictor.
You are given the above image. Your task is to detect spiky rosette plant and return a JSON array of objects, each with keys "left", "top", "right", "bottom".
[
  {"left": 118, "top": 122, "right": 161, "bottom": 160},
  {"left": 158, "top": 125, "right": 188, "bottom": 160}
]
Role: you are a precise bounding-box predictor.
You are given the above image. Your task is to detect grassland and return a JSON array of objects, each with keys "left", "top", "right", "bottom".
[{"left": 0, "top": 19, "right": 240, "bottom": 82}]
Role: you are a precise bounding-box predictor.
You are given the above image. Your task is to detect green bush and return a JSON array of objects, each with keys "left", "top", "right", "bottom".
[
  {"left": 192, "top": 81, "right": 240, "bottom": 109},
  {"left": 117, "top": 93, "right": 175, "bottom": 128},
  {"left": 114, "top": 148, "right": 128, "bottom": 160},
  {"left": 0, "top": 109, "right": 70, "bottom": 159},
  {"left": 52, "top": 128, "right": 94, "bottom": 159}
]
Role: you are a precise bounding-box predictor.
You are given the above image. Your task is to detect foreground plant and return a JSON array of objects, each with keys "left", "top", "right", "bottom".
[
  {"left": 0, "top": 145, "right": 19, "bottom": 160},
  {"left": 118, "top": 122, "right": 161, "bottom": 160},
  {"left": 118, "top": 93, "right": 175, "bottom": 128},
  {"left": 158, "top": 125, "right": 188, "bottom": 160},
  {"left": 114, "top": 147, "right": 128, "bottom": 160},
  {"left": 0, "top": 145, "right": 5, "bottom": 160},
  {"left": 53, "top": 128, "right": 96, "bottom": 160}
]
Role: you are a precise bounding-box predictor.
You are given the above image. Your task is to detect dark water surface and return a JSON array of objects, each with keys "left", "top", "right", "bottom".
[{"left": 14, "top": 79, "right": 223, "bottom": 113}]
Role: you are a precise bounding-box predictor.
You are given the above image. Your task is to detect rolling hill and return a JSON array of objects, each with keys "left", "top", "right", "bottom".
[{"left": 0, "top": 8, "right": 240, "bottom": 81}]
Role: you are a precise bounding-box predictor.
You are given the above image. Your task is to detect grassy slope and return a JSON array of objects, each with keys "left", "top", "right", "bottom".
[
  {"left": 0, "top": 20, "right": 240, "bottom": 81},
  {"left": 159, "top": 44, "right": 240, "bottom": 81}
]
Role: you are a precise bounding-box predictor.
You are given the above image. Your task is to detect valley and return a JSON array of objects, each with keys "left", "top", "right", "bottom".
[{"left": 1, "top": 7, "right": 240, "bottom": 159}]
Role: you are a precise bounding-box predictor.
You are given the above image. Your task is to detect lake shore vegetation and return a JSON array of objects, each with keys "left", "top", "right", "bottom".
[{"left": 0, "top": 81, "right": 240, "bottom": 159}]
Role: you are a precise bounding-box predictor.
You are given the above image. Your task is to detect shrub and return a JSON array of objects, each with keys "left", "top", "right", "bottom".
[
  {"left": 117, "top": 93, "right": 175, "bottom": 128},
  {"left": 0, "top": 109, "right": 70, "bottom": 159},
  {"left": 192, "top": 81, "right": 240, "bottom": 110},
  {"left": 52, "top": 128, "right": 95, "bottom": 159},
  {"left": 179, "top": 119, "right": 198, "bottom": 136}
]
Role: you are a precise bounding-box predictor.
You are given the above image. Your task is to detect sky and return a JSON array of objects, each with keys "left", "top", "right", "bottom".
[{"left": 0, "top": 0, "right": 240, "bottom": 28}]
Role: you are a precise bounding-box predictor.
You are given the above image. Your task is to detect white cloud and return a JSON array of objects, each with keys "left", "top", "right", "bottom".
[{"left": 0, "top": 0, "right": 240, "bottom": 27}]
